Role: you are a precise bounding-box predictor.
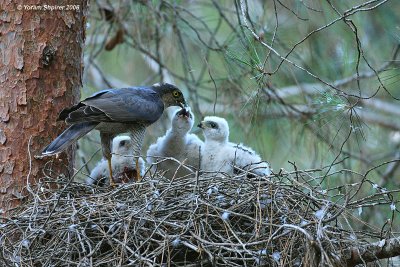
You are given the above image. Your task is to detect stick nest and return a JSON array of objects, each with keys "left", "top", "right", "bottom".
[{"left": 0, "top": 168, "right": 392, "bottom": 266}]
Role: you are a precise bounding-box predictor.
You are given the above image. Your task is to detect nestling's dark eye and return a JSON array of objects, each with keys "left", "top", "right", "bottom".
[
  {"left": 172, "top": 90, "right": 180, "bottom": 97},
  {"left": 210, "top": 122, "right": 217, "bottom": 128},
  {"left": 119, "top": 140, "right": 126, "bottom": 147}
]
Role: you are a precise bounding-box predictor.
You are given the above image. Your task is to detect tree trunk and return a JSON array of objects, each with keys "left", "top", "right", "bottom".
[{"left": 0, "top": 0, "right": 88, "bottom": 211}]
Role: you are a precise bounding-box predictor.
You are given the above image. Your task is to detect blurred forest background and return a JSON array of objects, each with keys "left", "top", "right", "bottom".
[{"left": 76, "top": 0, "right": 399, "bottom": 232}]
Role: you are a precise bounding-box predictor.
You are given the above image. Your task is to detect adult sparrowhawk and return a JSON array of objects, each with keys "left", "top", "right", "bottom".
[{"left": 42, "top": 83, "right": 187, "bottom": 184}]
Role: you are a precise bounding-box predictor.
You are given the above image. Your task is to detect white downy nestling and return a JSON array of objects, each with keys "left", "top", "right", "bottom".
[
  {"left": 198, "top": 116, "right": 271, "bottom": 177},
  {"left": 146, "top": 108, "right": 203, "bottom": 179},
  {"left": 87, "top": 135, "right": 145, "bottom": 186}
]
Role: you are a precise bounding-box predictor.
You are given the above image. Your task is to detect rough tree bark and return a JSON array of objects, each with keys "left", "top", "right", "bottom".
[{"left": 0, "top": 0, "right": 88, "bottom": 211}]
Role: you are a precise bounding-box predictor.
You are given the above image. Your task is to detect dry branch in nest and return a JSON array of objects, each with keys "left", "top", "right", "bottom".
[{"left": 1, "top": 166, "right": 399, "bottom": 266}]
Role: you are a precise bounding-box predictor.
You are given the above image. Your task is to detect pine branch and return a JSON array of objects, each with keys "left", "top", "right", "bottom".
[{"left": 339, "top": 237, "right": 400, "bottom": 266}]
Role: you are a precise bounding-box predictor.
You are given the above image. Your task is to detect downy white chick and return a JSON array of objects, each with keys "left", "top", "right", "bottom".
[
  {"left": 87, "top": 135, "right": 145, "bottom": 186},
  {"left": 146, "top": 108, "right": 203, "bottom": 179},
  {"left": 198, "top": 116, "right": 271, "bottom": 177}
]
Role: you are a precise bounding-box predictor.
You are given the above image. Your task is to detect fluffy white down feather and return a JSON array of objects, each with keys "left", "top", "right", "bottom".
[
  {"left": 199, "top": 116, "right": 271, "bottom": 177},
  {"left": 146, "top": 108, "right": 203, "bottom": 179},
  {"left": 86, "top": 136, "right": 145, "bottom": 185}
]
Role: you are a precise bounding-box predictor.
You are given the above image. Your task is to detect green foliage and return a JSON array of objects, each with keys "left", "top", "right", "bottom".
[{"left": 80, "top": 0, "right": 400, "bottom": 227}]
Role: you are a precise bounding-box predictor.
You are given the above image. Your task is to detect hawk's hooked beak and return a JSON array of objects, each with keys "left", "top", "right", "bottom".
[
  {"left": 178, "top": 100, "right": 187, "bottom": 108},
  {"left": 197, "top": 121, "right": 205, "bottom": 129}
]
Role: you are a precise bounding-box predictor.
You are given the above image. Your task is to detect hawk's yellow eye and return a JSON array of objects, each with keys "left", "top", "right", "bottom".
[{"left": 173, "top": 90, "right": 180, "bottom": 97}]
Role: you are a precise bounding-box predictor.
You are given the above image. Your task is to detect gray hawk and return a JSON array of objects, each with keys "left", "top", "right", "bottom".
[{"left": 42, "top": 83, "right": 187, "bottom": 185}]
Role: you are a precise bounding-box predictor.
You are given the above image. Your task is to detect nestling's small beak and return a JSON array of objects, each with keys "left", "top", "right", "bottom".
[
  {"left": 177, "top": 107, "right": 190, "bottom": 118},
  {"left": 197, "top": 122, "right": 205, "bottom": 129}
]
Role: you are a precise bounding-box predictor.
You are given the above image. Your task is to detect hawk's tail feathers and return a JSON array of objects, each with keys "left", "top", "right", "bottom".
[{"left": 42, "top": 122, "right": 98, "bottom": 155}]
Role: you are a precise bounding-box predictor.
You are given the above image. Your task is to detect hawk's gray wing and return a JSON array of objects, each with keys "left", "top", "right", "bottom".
[
  {"left": 60, "top": 87, "right": 164, "bottom": 124},
  {"left": 42, "top": 122, "right": 99, "bottom": 155}
]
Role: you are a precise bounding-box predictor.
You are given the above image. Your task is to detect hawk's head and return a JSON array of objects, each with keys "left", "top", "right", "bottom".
[
  {"left": 197, "top": 116, "right": 229, "bottom": 143},
  {"left": 112, "top": 135, "right": 133, "bottom": 156},
  {"left": 153, "top": 83, "right": 187, "bottom": 109}
]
